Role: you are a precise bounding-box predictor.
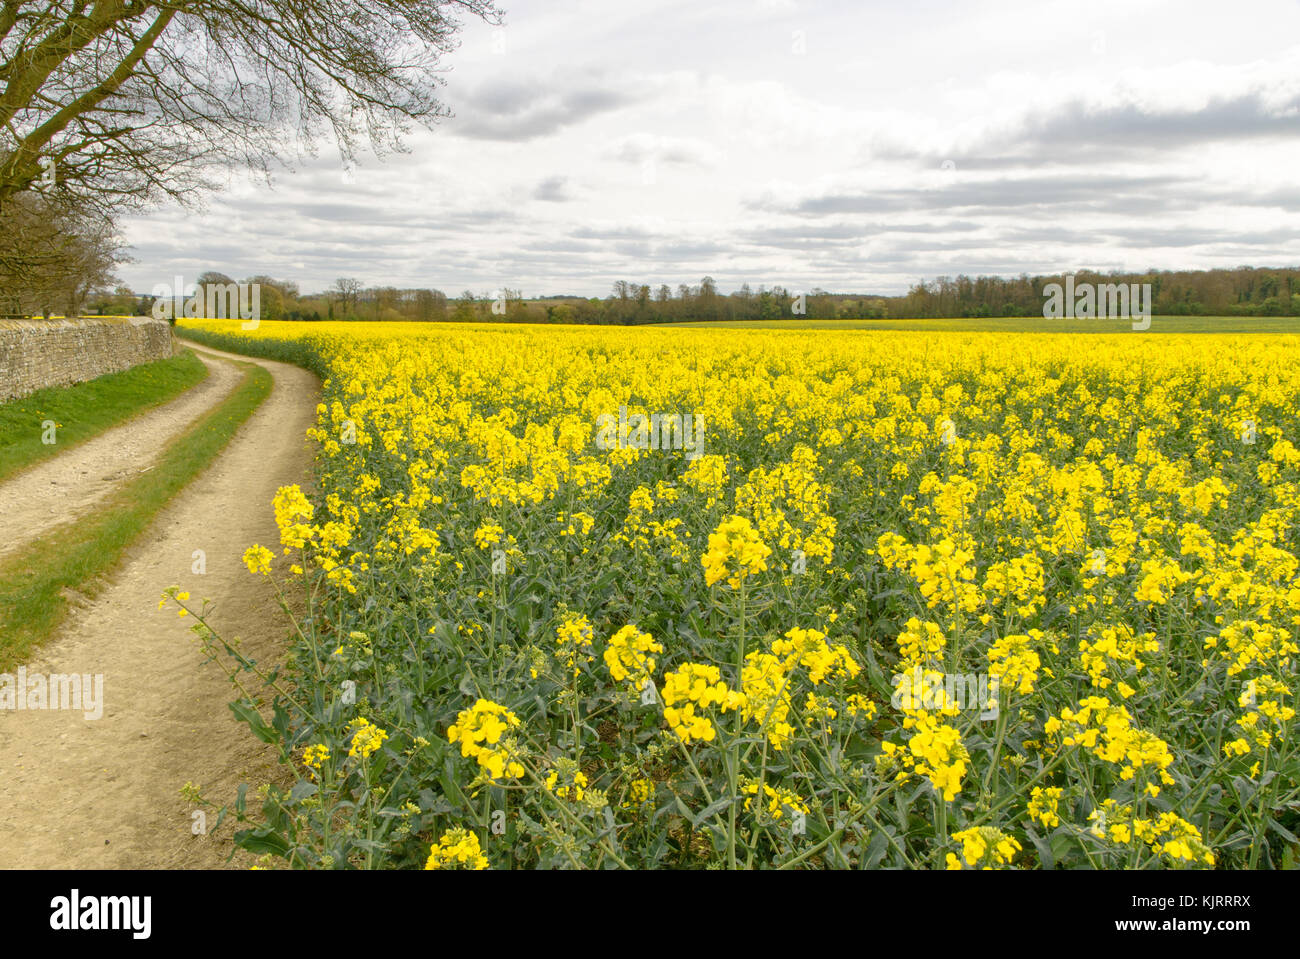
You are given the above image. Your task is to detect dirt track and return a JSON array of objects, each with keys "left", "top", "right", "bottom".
[
  {"left": 0, "top": 344, "right": 317, "bottom": 869},
  {"left": 0, "top": 351, "right": 241, "bottom": 565}
]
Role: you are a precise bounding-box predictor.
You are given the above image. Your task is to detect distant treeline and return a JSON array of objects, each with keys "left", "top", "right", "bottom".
[
  {"left": 87, "top": 266, "right": 1300, "bottom": 323},
  {"left": 89, "top": 275, "right": 883, "bottom": 323},
  {"left": 895, "top": 268, "right": 1300, "bottom": 318}
]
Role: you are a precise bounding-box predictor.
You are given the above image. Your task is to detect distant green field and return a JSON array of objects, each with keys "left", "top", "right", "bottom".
[{"left": 655, "top": 316, "right": 1300, "bottom": 333}]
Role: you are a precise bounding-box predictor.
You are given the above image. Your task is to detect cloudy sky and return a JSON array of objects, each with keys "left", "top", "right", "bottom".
[{"left": 120, "top": 0, "right": 1300, "bottom": 298}]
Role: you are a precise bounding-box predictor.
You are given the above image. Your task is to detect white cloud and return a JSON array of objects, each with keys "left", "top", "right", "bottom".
[{"left": 119, "top": 0, "right": 1300, "bottom": 296}]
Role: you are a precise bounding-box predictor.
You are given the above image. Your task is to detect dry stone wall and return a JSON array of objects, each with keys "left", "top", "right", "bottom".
[{"left": 0, "top": 318, "right": 176, "bottom": 403}]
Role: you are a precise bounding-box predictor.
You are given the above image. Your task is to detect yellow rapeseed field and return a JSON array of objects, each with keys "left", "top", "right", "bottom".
[{"left": 169, "top": 320, "right": 1300, "bottom": 869}]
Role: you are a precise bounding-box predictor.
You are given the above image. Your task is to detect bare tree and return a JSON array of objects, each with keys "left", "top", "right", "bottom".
[
  {"left": 0, "top": 192, "right": 122, "bottom": 315},
  {"left": 413, "top": 287, "right": 445, "bottom": 321},
  {"left": 333, "top": 276, "right": 362, "bottom": 316},
  {"left": 0, "top": 1, "right": 501, "bottom": 215},
  {"left": 196, "top": 269, "right": 234, "bottom": 287}
]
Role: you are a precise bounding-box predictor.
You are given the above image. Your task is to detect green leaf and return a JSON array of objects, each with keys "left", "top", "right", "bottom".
[
  {"left": 863, "top": 828, "right": 891, "bottom": 868},
  {"left": 1267, "top": 818, "right": 1300, "bottom": 844},
  {"left": 289, "top": 780, "right": 319, "bottom": 802},
  {"left": 228, "top": 700, "right": 277, "bottom": 744},
  {"left": 692, "top": 795, "right": 737, "bottom": 829},
  {"left": 1027, "top": 828, "right": 1054, "bottom": 869},
  {"left": 234, "top": 825, "right": 290, "bottom": 856},
  {"left": 1049, "top": 830, "right": 1076, "bottom": 867}
]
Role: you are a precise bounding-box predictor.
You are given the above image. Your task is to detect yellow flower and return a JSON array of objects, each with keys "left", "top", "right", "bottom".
[
  {"left": 273, "top": 484, "right": 315, "bottom": 550},
  {"left": 302, "top": 744, "right": 330, "bottom": 772},
  {"left": 1027, "top": 786, "right": 1063, "bottom": 829},
  {"left": 702, "top": 515, "right": 772, "bottom": 589},
  {"left": 624, "top": 777, "right": 654, "bottom": 807},
  {"left": 425, "top": 828, "right": 489, "bottom": 870},
  {"left": 950, "top": 827, "right": 1020, "bottom": 868},
  {"left": 740, "top": 778, "right": 809, "bottom": 822},
  {"left": 544, "top": 765, "right": 589, "bottom": 801},
  {"left": 447, "top": 699, "right": 526, "bottom": 781},
  {"left": 603, "top": 624, "right": 664, "bottom": 686},
  {"left": 242, "top": 544, "right": 274, "bottom": 576},
  {"left": 473, "top": 522, "right": 504, "bottom": 549},
  {"left": 554, "top": 612, "right": 595, "bottom": 671},
  {"left": 347, "top": 717, "right": 388, "bottom": 759},
  {"left": 661, "top": 663, "right": 743, "bottom": 743}
]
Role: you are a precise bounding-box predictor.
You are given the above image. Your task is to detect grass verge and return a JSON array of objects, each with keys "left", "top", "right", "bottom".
[
  {"left": 175, "top": 326, "right": 328, "bottom": 376},
  {"left": 0, "top": 350, "right": 208, "bottom": 484},
  {"left": 0, "top": 358, "right": 273, "bottom": 669}
]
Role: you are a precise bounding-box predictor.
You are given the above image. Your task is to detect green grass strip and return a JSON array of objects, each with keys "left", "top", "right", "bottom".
[
  {"left": 175, "top": 326, "right": 329, "bottom": 376},
  {"left": 0, "top": 351, "right": 209, "bottom": 484},
  {"left": 0, "top": 359, "right": 273, "bottom": 669}
]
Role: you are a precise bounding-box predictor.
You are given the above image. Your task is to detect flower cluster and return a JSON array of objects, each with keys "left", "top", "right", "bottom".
[
  {"left": 273, "top": 484, "right": 316, "bottom": 552},
  {"left": 447, "top": 699, "right": 526, "bottom": 781},
  {"left": 986, "top": 631, "right": 1047, "bottom": 696},
  {"left": 346, "top": 717, "right": 388, "bottom": 759},
  {"left": 603, "top": 624, "right": 664, "bottom": 688},
  {"left": 241, "top": 544, "right": 274, "bottom": 576},
  {"left": 1088, "top": 801, "right": 1215, "bottom": 866},
  {"left": 740, "top": 779, "right": 809, "bottom": 821},
  {"left": 1045, "top": 697, "right": 1176, "bottom": 787},
  {"left": 880, "top": 712, "right": 970, "bottom": 801},
  {"left": 1077, "top": 625, "right": 1158, "bottom": 694},
  {"left": 302, "top": 744, "right": 330, "bottom": 774},
  {"left": 661, "top": 663, "right": 743, "bottom": 743},
  {"left": 701, "top": 515, "right": 772, "bottom": 589},
  {"left": 545, "top": 763, "right": 589, "bottom": 801},
  {"left": 424, "top": 828, "right": 490, "bottom": 870},
  {"left": 1026, "top": 786, "right": 1063, "bottom": 829},
  {"left": 946, "top": 827, "right": 1021, "bottom": 869},
  {"left": 555, "top": 612, "right": 595, "bottom": 674}
]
